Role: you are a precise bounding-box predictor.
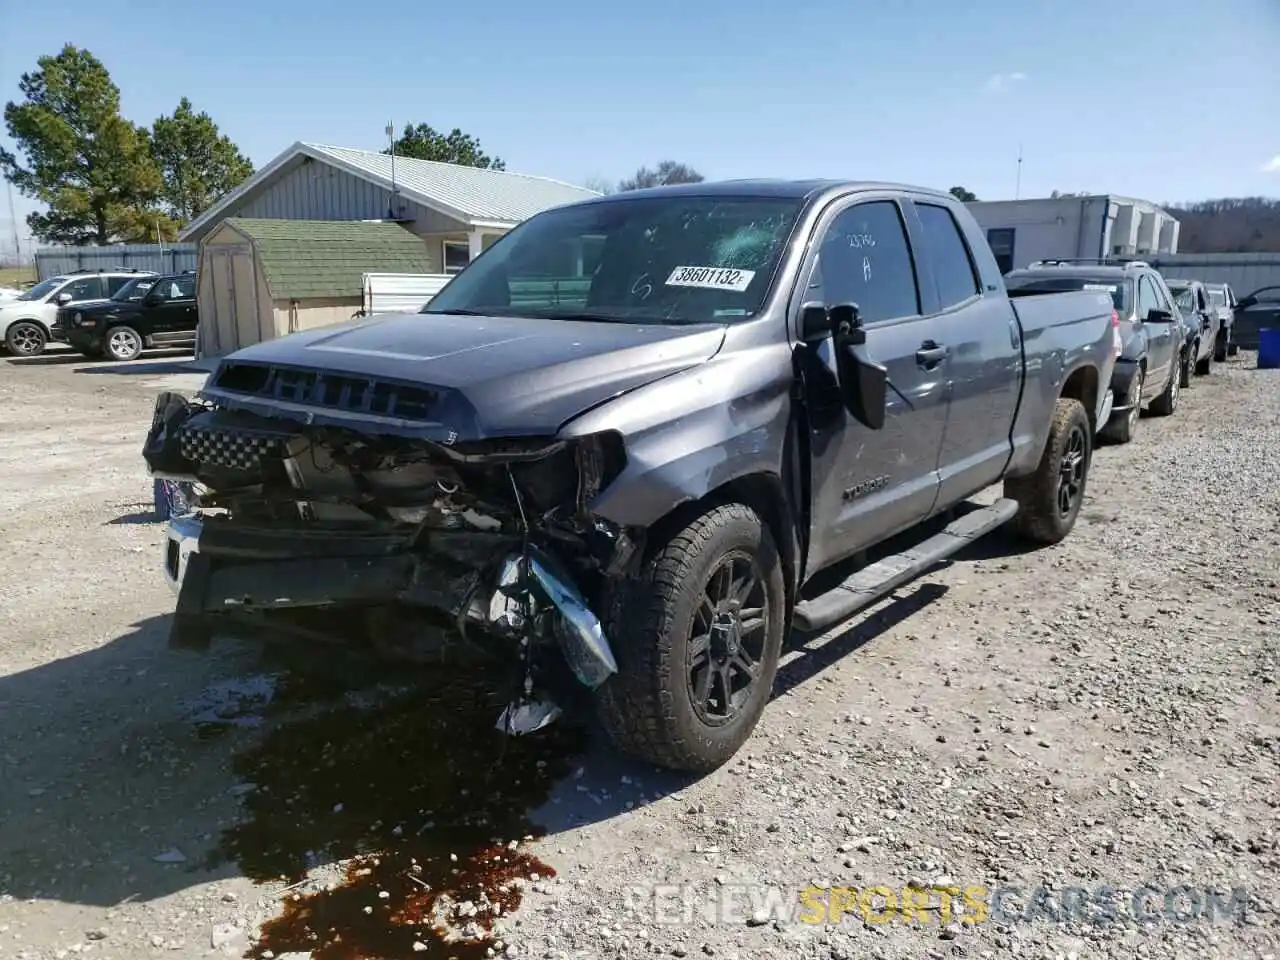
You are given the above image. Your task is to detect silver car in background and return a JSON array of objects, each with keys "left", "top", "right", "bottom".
[{"left": 1204, "top": 282, "right": 1239, "bottom": 358}]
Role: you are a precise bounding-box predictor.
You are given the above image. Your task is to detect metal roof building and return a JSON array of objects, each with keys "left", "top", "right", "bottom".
[
  {"left": 965, "top": 195, "right": 1180, "bottom": 274},
  {"left": 178, "top": 141, "right": 601, "bottom": 273}
]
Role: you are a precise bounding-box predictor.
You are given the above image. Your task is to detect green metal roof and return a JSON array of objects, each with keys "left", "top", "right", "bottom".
[{"left": 226, "top": 218, "right": 433, "bottom": 300}]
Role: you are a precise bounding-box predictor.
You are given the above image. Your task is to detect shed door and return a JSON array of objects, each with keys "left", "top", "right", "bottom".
[{"left": 208, "top": 247, "right": 238, "bottom": 356}]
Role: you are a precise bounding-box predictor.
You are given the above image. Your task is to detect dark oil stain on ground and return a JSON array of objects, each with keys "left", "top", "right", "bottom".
[{"left": 214, "top": 664, "right": 587, "bottom": 959}]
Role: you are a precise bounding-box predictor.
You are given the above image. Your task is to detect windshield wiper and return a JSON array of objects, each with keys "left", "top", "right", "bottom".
[
  {"left": 538, "top": 312, "right": 636, "bottom": 324},
  {"left": 422, "top": 308, "right": 491, "bottom": 316}
]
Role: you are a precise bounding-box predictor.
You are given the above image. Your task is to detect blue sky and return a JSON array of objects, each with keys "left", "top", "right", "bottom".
[{"left": 2, "top": 0, "right": 1277, "bottom": 249}]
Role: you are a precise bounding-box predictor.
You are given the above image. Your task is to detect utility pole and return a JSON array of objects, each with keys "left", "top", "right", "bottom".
[
  {"left": 5, "top": 178, "right": 20, "bottom": 263},
  {"left": 1015, "top": 144, "right": 1024, "bottom": 200}
]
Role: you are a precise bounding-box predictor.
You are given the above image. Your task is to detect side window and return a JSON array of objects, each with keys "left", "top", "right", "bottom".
[
  {"left": 1136, "top": 277, "right": 1161, "bottom": 317},
  {"left": 813, "top": 201, "right": 920, "bottom": 323},
  {"left": 60, "top": 276, "right": 105, "bottom": 301},
  {"left": 174, "top": 277, "right": 196, "bottom": 299},
  {"left": 915, "top": 203, "right": 981, "bottom": 309},
  {"left": 106, "top": 276, "right": 133, "bottom": 296}
]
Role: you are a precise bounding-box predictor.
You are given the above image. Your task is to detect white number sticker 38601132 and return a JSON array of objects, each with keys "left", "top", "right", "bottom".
[{"left": 665, "top": 265, "right": 756, "bottom": 293}]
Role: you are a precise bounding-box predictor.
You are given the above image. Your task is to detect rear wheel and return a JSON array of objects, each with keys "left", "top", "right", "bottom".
[
  {"left": 5, "top": 320, "right": 47, "bottom": 357},
  {"left": 1214, "top": 331, "right": 1228, "bottom": 363},
  {"left": 595, "top": 502, "right": 786, "bottom": 772},
  {"left": 1099, "top": 366, "right": 1142, "bottom": 444},
  {"left": 1179, "top": 347, "right": 1194, "bottom": 387},
  {"left": 1005, "top": 397, "right": 1092, "bottom": 545}
]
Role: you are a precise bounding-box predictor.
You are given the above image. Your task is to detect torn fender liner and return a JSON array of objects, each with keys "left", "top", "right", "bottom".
[
  {"left": 496, "top": 699, "right": 563, "bottom": 735},
  {"left": 526, "top": 546, "right": 618, "bottom": 688}
]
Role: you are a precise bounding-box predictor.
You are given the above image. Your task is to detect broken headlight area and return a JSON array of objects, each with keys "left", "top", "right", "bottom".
[{"left": 145, "top": 392, "right": 636, "bottom": 737}]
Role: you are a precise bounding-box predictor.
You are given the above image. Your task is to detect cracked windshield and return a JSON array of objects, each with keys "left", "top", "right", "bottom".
[{"left": 0, "top": 1, "right": 1276, "bottom": 958}]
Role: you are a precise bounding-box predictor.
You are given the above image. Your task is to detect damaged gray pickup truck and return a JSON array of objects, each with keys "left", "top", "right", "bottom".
[{"left": 145, "top": 181, "right": 1119, "bottom": 772}]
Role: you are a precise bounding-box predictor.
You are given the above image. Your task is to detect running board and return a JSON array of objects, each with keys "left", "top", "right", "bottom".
[{"left": 792, "top": 497, "right": 1020, "bottom": 633}]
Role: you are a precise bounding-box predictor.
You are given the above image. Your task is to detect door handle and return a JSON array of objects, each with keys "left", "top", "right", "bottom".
[{"left": 916, "top": 342, "right": 948, "bottom": 367}]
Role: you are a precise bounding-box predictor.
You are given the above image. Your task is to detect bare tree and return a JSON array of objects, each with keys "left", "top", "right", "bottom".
[{"left": 617, "top": 161, "right": 704, "bottom": 192}]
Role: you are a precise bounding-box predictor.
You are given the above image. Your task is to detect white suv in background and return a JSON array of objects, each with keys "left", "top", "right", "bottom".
[{"left": 0, "top": 269, "right": 157, "bottom": 358}]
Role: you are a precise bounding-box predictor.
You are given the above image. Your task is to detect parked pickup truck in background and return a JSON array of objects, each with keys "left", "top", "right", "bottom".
[{"left": 143, "top": 181, "right": 1118, "bottom": 772}]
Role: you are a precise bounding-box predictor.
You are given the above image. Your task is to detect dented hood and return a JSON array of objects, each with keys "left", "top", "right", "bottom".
[{"left": 201, "top": 310, "right": 727, "bottom": 440}]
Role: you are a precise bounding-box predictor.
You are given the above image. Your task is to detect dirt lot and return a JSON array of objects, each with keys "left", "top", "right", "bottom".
[{"left": 1, "top": 346, "right": 1277, "bottom": 960}]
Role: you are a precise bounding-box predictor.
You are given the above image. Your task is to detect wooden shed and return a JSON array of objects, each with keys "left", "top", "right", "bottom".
[{"left": 195, "top": 217, "right": 433, "bottom": 360}]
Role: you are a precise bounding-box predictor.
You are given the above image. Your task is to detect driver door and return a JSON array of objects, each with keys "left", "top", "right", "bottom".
[
  {"left": 795, "top": 196, "right": 948, "bottom": 574},
  {"left": 1136, "top": 275, "right": 1176, "bottom": 386}
]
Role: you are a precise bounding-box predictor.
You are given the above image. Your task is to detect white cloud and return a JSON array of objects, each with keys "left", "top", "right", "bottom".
[
  {"left": 985, "top": 72, "right": 1027, "bottom": 93},
  {"left": 1261, "top": 155, "right": 1280, "bottom": 173}
]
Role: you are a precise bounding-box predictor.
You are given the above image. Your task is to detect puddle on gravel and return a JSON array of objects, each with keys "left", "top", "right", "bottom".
[{"left": 215, "top": 665, "right": 586, "bottom": 960}]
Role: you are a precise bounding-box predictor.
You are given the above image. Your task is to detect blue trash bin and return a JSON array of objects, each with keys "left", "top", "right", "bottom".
[{"left": 1259, "top": 328, "right": 1280, "bottom": 370}]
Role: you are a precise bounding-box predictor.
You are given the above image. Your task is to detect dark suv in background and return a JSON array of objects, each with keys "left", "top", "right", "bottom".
[
  {"left": 1164, "top": 279, "right": 1221, "bottom": 377},
  {"left": 1004, "top": 259, "right": 1182, "bottom": 444},
  {"left": 56, "top": 272, "right": 198, "bottom": 361}
]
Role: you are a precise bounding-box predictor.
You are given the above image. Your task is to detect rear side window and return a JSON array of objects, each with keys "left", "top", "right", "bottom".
[
  {"left": 813, "top": 201, "right": 920, "bottom": 323},
  {"left": 106, "top": 276, "right": 133, "bottom": 296},
  {"left": 915, "top": 203, "right": 980, "bottom": 309}
]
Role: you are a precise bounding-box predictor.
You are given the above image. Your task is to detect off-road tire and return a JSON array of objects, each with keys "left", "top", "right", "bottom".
[
  {"left": 1214, "top": 334, "right": 1228, "bottom": 363},
  {"left": 1148, "top": 358, "right": 1179, "bottom": 416},
  {"left": 595, "top": 502, "right": 786, "bottom": 773},
  {"left": 1098, "top": 365, "right": 1142, "bottom": 445},
  {"left": 4, "top": 320, "right": 47, "bottom": 357},
  {"left": 1004, "top": 397, "right": 1091, "bottom": 545},
  {"left": 1179, "top": 348, "right": 1194, "bottom": 388}
]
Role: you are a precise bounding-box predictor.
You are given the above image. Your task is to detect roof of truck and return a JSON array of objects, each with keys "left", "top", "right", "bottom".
[{"left": 585, "top": 179, "right": 955, "bottom": 202}]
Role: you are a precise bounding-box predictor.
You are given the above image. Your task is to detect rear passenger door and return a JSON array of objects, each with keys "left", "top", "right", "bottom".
[
  {"left": 906, "top": 198, "right": 1022, "bottom": 508},
  {"left": 797, "top": 195, "right": 949, "bottom": 572}
]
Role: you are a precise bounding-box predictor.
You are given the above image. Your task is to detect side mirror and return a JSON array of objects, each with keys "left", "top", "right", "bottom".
[
  {"left": 54, "top": 292, "right": 73, "bottom": 305},
  {"left": 829, "top": 302, "right": 888, "bottom": 431},
  {"left": 1146, "top": 308, "right": 1174, "bottom": 323}
]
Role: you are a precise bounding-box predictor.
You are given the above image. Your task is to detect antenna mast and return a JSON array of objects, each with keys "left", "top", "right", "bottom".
[
  {"left": 386, "top": 121, "right": 398, "bottom": 219},
  {"left": 1015, "top": 144, "right": 1024, "bottom": 200}
]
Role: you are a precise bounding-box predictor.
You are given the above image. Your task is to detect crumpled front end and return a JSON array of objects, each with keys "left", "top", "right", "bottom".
[{"left": 143, "top": 389, "right": 636, "bottom": 734}]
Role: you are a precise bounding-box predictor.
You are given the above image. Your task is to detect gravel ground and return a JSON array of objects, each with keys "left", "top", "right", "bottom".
[{"left": 0, "top": 346, "right": 1277, "bottom": 960}]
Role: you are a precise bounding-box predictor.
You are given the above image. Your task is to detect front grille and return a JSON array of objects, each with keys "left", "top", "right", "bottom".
[
  {"left": 212, "top": 362, "right": 441, "bottom": 422},
  {"left": 180, "top": 421, "right": 284, "bottom": 473}
]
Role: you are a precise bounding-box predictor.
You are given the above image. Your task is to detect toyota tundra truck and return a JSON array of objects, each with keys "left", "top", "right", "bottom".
[{"left": 143, "top": 180, "right": 1118, "bottom": 772}]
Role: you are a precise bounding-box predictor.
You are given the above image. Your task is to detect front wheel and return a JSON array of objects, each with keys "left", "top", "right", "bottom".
[
  {"left": 1005, "top": 397, "right": 1092, "bottom": 545},
  {"left": 5, "top": 320, "right": 47, "bottom": 357},
  {"left": 1196, "top": 343, "right": 1213, "bottom": 375},
  {"left": 1098, "top": 366, "right": 1143, "bottom": 445},
  {"left": 104, "top": 325, "right": 144, "bottom": 362},
  {"left": 595, "top": 502, "right": 786, "bottom": 772},
  {"left": 1179, "top": 347, "right": 1194, "bottom": 388}
]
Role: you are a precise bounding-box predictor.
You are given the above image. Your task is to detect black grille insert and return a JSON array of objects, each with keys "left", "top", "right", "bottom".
[{"left": 212, "top": 362, "right": 441, "bottom": 422}]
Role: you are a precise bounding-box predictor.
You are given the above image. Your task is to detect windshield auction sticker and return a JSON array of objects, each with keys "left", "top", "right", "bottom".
[{"left": 665, "top": 266, "right": 756, "bottom": 292}]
